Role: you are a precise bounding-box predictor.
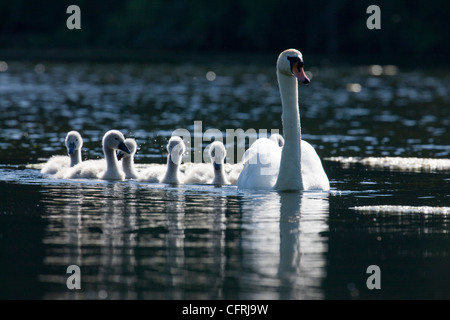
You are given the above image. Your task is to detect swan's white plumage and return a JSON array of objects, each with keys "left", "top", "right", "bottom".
[
  {"left": 118, "top": 138, "right": 139, "bottom": 179},
  {"left": 270, "top": 133, "right": 285, "bottom": 147},
  {"left": 59, "top": 159, "right": 106, "bottom": 179},
  {"left": 184, "top": 163, "right": 213, "bottom": 184},
  {"left": 120, "top": 136, "right": 186, "bottom": 184},
  {"left": 41, "top": 156, "right": 70, "bottom": 176},
  {"left": 209, "top": 141, "right": 230, "bottom": 185},
  {"left": 238, "top": 138, "right": 281, "bottom": 190},
  {"left": 160, "top": 136, "right": 186, "bottom": 184},
  {"left": 62, "top": 130, "right": 130, "bottom": 180},
  {"left": 41, "top": 131, "right": 83, "bottom": 176},
  {"left": 137, "top": 164, "right": 167, "bottom": 183},
  {"left": 113, "top": 137, "right": 167, "bottom": 182},
  {"left": 184, "top": 141, "right": 230, "bottom": 185},
  {"left": 237, "top": 49, "right": 329, "bottom": 191},
  {"left": 227, "top": 162, "right": 243, "bottom": 185}
]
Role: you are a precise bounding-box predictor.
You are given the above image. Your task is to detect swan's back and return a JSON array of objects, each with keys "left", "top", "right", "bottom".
[
  {"left": 237, "top": 138, "right": 281, "bottom": 190},
  {"left": 184, "top": 163, "right": 214, "bottom": 184},
  {"left": 41, "top": 156, "right": 69, "bottom": 175},
  {"left": 138, "top": 164, "right": 167, "bottom": 183},
  {"left": 61, "top": 158, "right": 106, "bottom": 179},
  {"left": 227, "top": 163, "right": 243, "bottom": 185}
]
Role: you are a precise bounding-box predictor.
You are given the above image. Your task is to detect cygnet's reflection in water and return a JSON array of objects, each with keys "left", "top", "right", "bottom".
[
  {"left": 162, "top": 187, "right": 186, "bottom": 299},
  {"left": 238, "top": 190, "right": 329, "bottom": 299},
  {"left": 161, "top": 187, "right": 228, "bottom": 299},
  {"left": 41, "top": 182, "right": 141, "bottom": 299}
]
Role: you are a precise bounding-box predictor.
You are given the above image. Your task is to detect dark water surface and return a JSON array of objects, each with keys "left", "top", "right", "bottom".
[{"left": 0, "top": 60, "right": 449, "bottom": 299}]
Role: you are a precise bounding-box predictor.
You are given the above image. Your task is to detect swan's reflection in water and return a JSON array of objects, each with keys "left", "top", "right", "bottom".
[
  {"left": 39, "top": 181, "right": 329, "bottom": 299},
  {"left": 238, "top": 191, "right": 329, "bottom": 299}
]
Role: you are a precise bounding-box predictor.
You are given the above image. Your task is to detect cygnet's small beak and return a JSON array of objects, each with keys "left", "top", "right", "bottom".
[
  {"left": 118, "top": 141, "right": 131, "bottom": 154},
  {"left": 213, "top": 162, "right": 222, "bottom": 170},
  {"left": 292, "top": 63, "right": 310, "bottom": 84},
  {"left": 68, "top": 142, "right": 76, "bottom": 155},
  {"left": 117, "top": 150, "right": 124, "bottom": 161}
]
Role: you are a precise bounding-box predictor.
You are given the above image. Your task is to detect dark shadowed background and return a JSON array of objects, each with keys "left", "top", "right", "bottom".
[{"left": 1, "top": 0, "right": 449, "bottom": 66}]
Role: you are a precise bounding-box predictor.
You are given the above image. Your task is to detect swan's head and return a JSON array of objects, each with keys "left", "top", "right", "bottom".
[
  {"left": 269, "top": 133, "right": 285, "bottom": 148},
  {"left": 117, "top": 138, "right": 137, "bottom": 161},
  {"left": 277, "top": 49, "right": 310, "bottom": 84},
  {"left": 209, "top": 141, "right": 227, "bottom": 170},
  {"left": 102, "top": 130, "right": 131, "bottom": 154},
  {"left": 167, "top": 136, "right": 185, "bottom": 166},
  {"left": 65, "top": 131, "right": 83, "bottom": 155}
]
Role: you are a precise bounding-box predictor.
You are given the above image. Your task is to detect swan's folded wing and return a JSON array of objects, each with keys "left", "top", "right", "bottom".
[
  {"left": 184, "top": 163, "right": 214, "bottom": 184},
  {"left": 237, "top": 138, "right": 281, "bottom": 190},
  {"left": 60, "top": 159, "right": 106, "bottom": 179},
  {"left": 40, "top": 155, "right": 69, "bottom": 175},
  {"left": 300, "top": 140, "right": 330, "bottom": 191},
  {"left": 137, "top": 164, "right": 167, "bottom": 183},
  {"left": 226, "top": 163, "right": 243, "bottom": 185}
]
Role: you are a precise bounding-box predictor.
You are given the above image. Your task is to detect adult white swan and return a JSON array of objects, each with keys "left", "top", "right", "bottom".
[
  {"left": 63, "top": 130, "right": 130, "bottom": 180},
  {"left": 41, "top": 130, "right": 83, "bottom": 175},
  {"left": 269, "top": 133, "right": 285, "bottom": 147},
  {"left": 237, "top": 49, "right": 330, "bottom": 191}
]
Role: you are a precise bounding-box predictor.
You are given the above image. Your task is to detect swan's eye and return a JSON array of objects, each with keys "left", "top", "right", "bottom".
[
  {"left": 211, "top": 149, "right": 215, "bottom": 157},
  {"left": 287, "top": 56, "right": 304, "bottom": 72}
]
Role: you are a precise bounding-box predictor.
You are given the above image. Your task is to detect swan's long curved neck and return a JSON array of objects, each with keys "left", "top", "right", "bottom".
[
  {"left": 123, "top": 156, "right": 138, "bottom": 179},
  {"left": 213, "top": 163, "right": 229, "bottom": 185},
  {"left": 104, "top": 147, "right": 121, "bottom": 174},
  {"left": 69, "top": 150, "right": 82, "bottom": 167},
  {"left": 274, "top": 72, "right": 304, "bottom": 191},
  {"left": 162, "top": 155, "right": 180, "bottom": 183}
]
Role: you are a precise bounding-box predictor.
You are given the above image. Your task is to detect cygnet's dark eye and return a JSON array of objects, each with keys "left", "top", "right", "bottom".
[{"left": 211, "top": 149, "right": 215, "bottom": 157}]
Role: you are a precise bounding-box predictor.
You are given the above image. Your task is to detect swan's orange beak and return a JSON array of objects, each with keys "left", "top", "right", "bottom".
[{"left": 292, "top": 63, "right": 310, "bottom": 85}]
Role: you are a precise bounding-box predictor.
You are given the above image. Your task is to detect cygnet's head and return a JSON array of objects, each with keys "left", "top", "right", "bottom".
[
  {"left": 277, "top": 49, "right": 310, "bottom": 84},
  {"left": 270, "top": 133, "right": 285, "bottom": 148},
  {"left": 65, "top": 131, "right": 83, "bottom": 155},
  {"left": 117, "top": 138, "right": 137, "bottom": 161},
  {"left": 209, "top": 141, "right": 227, "bottom": 170},
  {"left": 167, "top": 136, "right": 185, "bottom": 166},
  {"left": 103, "top": 130, "right": 131, "bottom": 154}
]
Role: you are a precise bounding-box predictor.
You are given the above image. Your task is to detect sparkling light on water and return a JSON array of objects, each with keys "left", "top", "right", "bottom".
[
  {"left": 206, "top": 71, "right": 216, "bottom": 81},
  {"left": 351, "top": 205, "right": 450, "bottom": 214}
]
